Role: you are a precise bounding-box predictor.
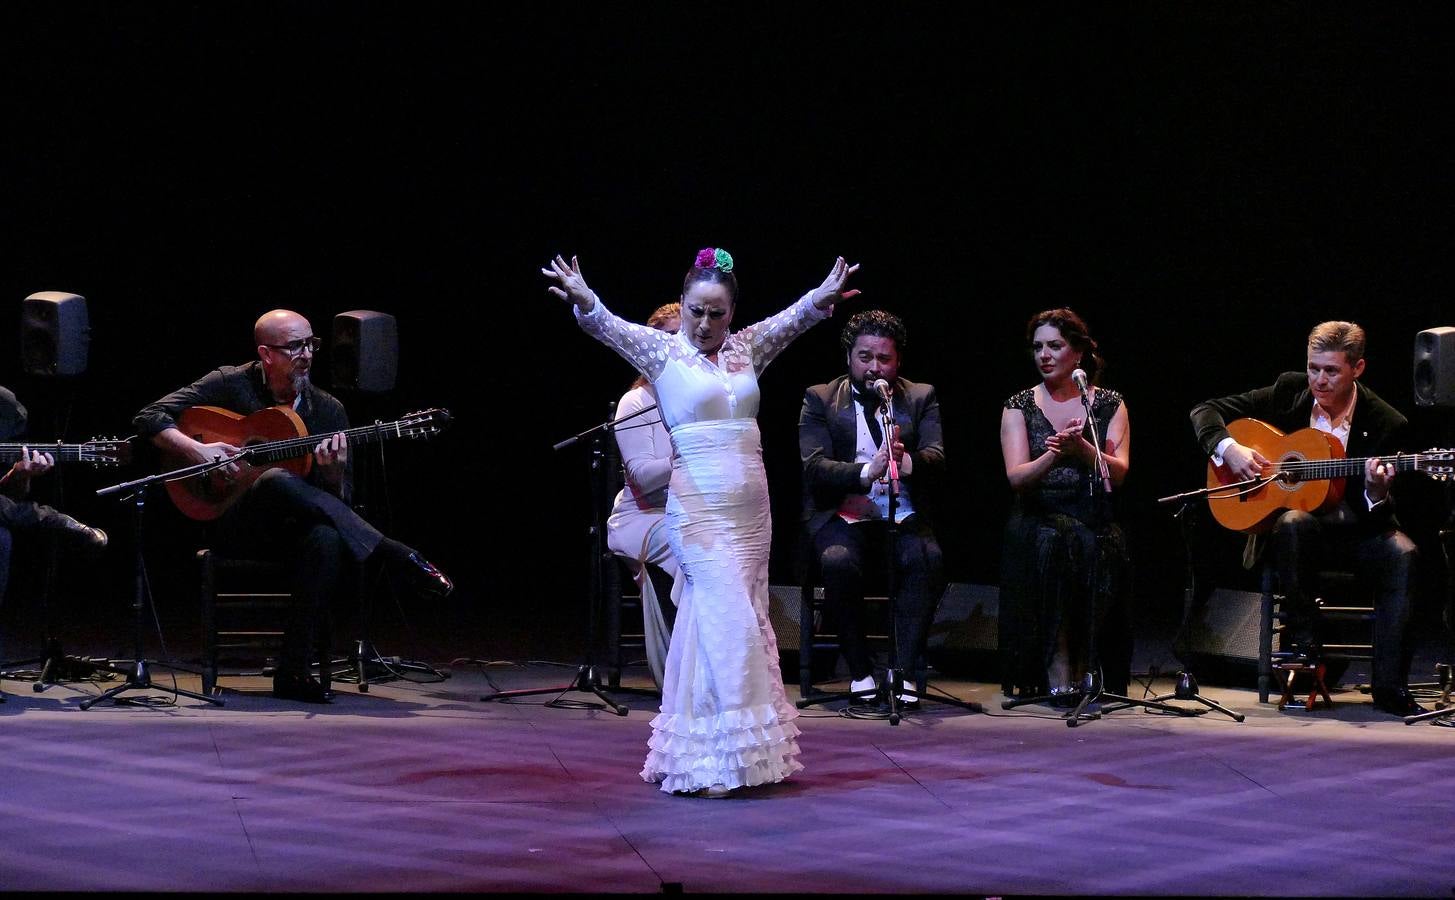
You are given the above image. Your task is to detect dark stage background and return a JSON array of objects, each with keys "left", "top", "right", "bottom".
[{"left": 2, "top": 4, "right": 1453, "bottom": 664}]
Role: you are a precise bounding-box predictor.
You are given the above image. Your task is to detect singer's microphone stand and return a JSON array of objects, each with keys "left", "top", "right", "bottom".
[{"left": 479, "top": 401, "right": 660, "bottom": 714}]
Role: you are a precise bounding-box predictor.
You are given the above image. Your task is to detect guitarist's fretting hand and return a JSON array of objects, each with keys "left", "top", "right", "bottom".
[
  {"left": 0, "top": 446, "right": 55, "bottom": 492},
  {"left": 313, "top": 432, "right": 348, "bottom": 491},
  {"left": 1222, "top": 441, "right": 1272, "bottom": 481},
  {"left": 1365, "top": 457, "right": 1393, "bottom": 504}
]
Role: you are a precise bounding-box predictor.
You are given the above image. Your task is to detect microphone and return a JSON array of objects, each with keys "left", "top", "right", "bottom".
[
  {"left": 870, "top": 378, "right": 892, "bottom": 404},
  {"left": 1071, "top": 368, "right": 1089, "bottom": 403}
]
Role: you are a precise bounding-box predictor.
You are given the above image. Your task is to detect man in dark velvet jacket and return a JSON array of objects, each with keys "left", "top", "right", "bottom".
[
  {"left": 800, "top": 310, "right": 946, "bottom": 705},
  {"left": 1189, "top": 320, "right": 1423, "bottom": 717}
]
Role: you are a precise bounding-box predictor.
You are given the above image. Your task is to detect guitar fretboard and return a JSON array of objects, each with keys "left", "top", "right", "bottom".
[
  {"left": 242, "top": 419, "right": 437, "bottom": 464},
  {"left": 1274, "top": 453, "right": 1430, "bottom": 480},
  {"left": 0, "top": 442, "right": 116, "bottom": 463}
]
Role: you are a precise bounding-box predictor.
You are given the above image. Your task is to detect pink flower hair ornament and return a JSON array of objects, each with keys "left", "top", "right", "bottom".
[{"left": 693, "top": 247, "right": 734, "bottom": 273}]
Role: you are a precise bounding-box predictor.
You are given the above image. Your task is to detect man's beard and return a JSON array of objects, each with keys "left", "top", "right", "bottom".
[{"left": 289, "top": 368, "right": 310, "bottom": 396}]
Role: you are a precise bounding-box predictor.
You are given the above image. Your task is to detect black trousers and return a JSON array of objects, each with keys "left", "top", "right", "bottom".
[
  {"left": 212, "top": 469, "right": 385, "bottom": 675},
  {"left": 812, "top": 515, "right": 944, "bottom": 683},
  {"left": 1271, "top": 508, "right": 1418, "bottom": 692},
  {"left": 0, "top": 494, "right": 89, "bottom": 607}
]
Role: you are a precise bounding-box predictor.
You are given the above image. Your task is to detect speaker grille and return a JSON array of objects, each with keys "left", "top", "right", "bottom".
[{"left": 1413, "top": 326, "right": 1455, "bottom": 408}]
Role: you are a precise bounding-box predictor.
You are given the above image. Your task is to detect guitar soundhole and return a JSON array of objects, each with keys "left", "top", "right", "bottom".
[{"left": 1276, "top": 452, "right": 1305, "bottom": 489}]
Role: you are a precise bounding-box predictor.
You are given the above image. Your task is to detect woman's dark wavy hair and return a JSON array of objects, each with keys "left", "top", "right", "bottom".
[
  {"left": 1025, "top": 307, "right": 1105, "bottom": 383},
  {"left": 839, "top": 309, "right": 907, "bottom": 355},
  {"left": 682, "top": 261, "right": 739, "bottom": 304}
]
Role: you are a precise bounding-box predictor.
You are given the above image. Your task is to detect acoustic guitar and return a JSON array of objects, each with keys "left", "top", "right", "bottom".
[
  {"left": 1205, "top": 417, "right": 1454, "bottom": 533},
  {"left": 164, "top": 405, "right": 450, "bottom": 521},
  {"left": 0, "top": 438, "right": 131, "bottom": 467}
]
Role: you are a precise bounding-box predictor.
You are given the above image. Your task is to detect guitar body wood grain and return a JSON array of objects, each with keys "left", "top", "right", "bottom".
[
  {"left": 165, "top": 405, "right": 312, "bottom": 521},
  {"left": 1206, "top": 417, "right": 1346, "bottom": 533}
]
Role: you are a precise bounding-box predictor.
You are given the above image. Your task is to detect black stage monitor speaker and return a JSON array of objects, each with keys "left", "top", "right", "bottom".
[
  {"left": 1173, "top": 588, "right": 1264, "bottom": 688},
  {"left": 1414, "top": 326, "right": 1455, "bottom": 408},
  {"left": 21, "top": 291, "right": 89, "bottom": 377},
  {"left": 332, "top": 310, "right": 398, "bottom": 393}
]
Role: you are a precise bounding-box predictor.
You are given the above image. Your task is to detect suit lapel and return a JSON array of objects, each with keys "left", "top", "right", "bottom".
[{"left": 832, "top": 379, "right": 860, "bottom": 461}]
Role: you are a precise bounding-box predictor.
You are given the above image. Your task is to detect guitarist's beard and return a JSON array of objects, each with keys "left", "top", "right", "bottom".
[
  {"left": 287, "top": 367, "right": 311, "bottom": 398},
  {"left": 269, "top": 365, "right": 310, "bottom": 404}
]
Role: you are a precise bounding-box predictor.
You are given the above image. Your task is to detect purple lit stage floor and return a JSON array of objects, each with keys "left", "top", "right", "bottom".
[{"left": 2, "top": 661, "right": 1453, "bottom": 895}]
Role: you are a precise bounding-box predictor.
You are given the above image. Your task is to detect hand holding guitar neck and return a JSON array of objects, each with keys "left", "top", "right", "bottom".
[
  {"left": 1204, "top": 417, "right": 1455, "bottom": 533},
  {"left": 161, "top": 405, "right": 449, "bottom": 521}
]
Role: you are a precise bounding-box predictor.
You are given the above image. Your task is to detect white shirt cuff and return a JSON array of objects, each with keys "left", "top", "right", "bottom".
[{"left": 1211, "top": 436, "right": 1237, "bottom": 466}]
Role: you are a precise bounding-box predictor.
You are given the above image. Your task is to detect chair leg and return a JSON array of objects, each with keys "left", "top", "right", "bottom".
[
  {"left": 199, "top": 550, "right": 218, "bottom": 697},
  {"left": 1258, "top": 569, "right": 1275, "bottom": 704}
]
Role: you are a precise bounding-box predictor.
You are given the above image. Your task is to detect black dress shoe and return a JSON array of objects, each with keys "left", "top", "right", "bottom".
[
  {"left": 1371, "top": 688, "right": 1429, "bottom": 717},
  {"left": 1048, "top": 685, "right": 1080, "bottom": 709},
  {"left": 272, "top": 672, "right": 334, "bottom": 704},
  {"left": 51, "top": 516, "right": 108, "bottom": 550},
  {"left": 399, "top": 551, "right": 454, "bottom": 598}
]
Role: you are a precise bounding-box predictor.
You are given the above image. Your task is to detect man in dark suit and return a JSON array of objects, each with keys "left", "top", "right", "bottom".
[
  {"left": 1189, "top": 320, "right": 1423, "bottom": 716},
  {"left": 799, "top": 310, "right": 946, "bottom": 705}
]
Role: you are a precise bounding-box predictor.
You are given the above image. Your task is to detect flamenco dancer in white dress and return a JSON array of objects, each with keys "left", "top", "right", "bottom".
[{"left": 543, "top": 247, "right": 860, "bottom": 798}]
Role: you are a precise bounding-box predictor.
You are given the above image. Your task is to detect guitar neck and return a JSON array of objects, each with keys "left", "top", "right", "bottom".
[
  {"left": 1276, "top": 452, "right": 1427, "bottom": 480},
  {"left": 0, "top": 443, "right": 99, "bottom": 463},
  {"left": 241, "top": 420, "right": 420, "bottom": 464}
]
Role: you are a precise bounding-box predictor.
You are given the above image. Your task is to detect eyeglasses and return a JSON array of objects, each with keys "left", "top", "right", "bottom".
[{"left": 263, "top": 336, "right": 322, "bottom": 357}]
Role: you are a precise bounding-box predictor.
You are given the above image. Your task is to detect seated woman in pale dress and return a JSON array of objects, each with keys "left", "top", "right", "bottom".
[{"left": 605, "top": 301, "right": 682, "bottom": 689}]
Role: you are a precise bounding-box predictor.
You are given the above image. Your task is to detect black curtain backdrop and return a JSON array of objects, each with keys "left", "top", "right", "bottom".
[{"left": 3, "top": 4, "right": 1452, "bottom": 660}]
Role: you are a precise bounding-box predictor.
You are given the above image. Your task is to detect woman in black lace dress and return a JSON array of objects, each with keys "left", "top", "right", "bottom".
[{"left": 998, "top": 308, "right": 1131, "bottom": 703}]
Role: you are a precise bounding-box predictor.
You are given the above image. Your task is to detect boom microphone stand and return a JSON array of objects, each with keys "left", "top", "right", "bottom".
[
  {"left": 82, "top": 467, "right": 223, "bottom": 709},
  {"left": 479, "top": 401, "right": 660, "bottom": 714}
]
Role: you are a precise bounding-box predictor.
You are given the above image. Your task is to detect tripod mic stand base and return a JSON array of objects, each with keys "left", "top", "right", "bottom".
[
  {"left": 479, "top": 664, "right": 654, "bottom": 716},
  {"left": 802, "top": 676, "right": 982, "bottom": 726},
  {"left": 78, "top": 658, "right": 224, "bottom": 710},
  {"left": 331, "top": 640, "right": 448, "bottom": 693}
]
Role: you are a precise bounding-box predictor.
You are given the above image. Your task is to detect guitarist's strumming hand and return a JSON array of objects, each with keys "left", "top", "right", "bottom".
[
  {"left": 153, "top": 428, "right": 242, "bottom": 477},
  {"left": 1222, "top": 441, "right": 1272, "bottom": 482}
]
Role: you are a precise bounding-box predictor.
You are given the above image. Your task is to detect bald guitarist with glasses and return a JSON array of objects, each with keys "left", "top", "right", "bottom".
[
  {"left": 133, "top": 310, "right": 453, "bottom": 704},
  {"left": 1189, "top": 320, "right": 1423, "bottom": 717}
]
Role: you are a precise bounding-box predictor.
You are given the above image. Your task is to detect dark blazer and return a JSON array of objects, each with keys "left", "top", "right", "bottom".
[
  {"left": 1189, "top": 371, "right": 1409, "bottom": 535},
  {"left": 799, "top": 375, "right": 946, "bottom": 538}
]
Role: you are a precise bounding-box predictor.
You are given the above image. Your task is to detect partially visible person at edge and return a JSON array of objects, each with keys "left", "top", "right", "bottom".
[{"left": 0, "top": 385, "right": 108, "bottom": 606}]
